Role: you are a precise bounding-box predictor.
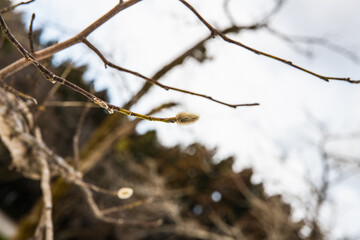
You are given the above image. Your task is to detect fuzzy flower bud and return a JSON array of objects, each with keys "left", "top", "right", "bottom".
[{"left": 175, "top": 112, "right": 199, "bottom": 125}]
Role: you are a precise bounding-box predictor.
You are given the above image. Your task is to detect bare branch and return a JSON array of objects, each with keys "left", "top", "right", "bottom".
[
  {"left": 43, "top": 101, "right": 98, "bottom": 108},
  {"left": 35, "top": 63, "right": 74, "bottom": 117},
  {"left": 125, "top": 23, "right": 265, "bottom": 109},
  {"left": 73, "top": 106, "right": 90, "bottom": 170},
  {"left": 0, "top": 14, "right": 198, "bottom": 124},
  {"left": 0, "top": 0, "right": 35, "bottom": 14},
  {"left": 83, "top": 39, "right": 258, "bottom": 108},
  {"left": 178, "top": 0, "right": 360, "bottom": 84},
  {"left": 38, "top": 155, "right": 54, "bottom": 240},
  {"left": 260, "top": 0, "right": 285, "bottom": 23},
  {"left": 0, "top": 0, "right": 143, "bottom": 80},
  {"left": 266, "top": 25, "right": 359, "bottom": 62}
]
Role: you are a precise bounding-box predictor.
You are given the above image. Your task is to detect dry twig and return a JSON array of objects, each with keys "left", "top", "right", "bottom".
[
  {"left": 73, "top": 106, "right": 90, "bottom": 170},
  {"left": 124, "top": 23, "right": 266, "bottom": 109},
  {"left": 0, "top": 0, "right": 142, "bottom": 79},
  {"left": 0, "top": 13, "right": 199, "bottom": 124},
  {"left": 83, "top": 39, "right": 258, "bottom": 108},
  {"left": 178, "top": 0, "right": 360, "bottom": 84},
  {"left": 0, "top": 0, "right": 35, "bottom": 14}
]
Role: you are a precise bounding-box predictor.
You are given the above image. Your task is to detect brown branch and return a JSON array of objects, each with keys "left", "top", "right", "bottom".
[
  {"left": 124, "top": 24, "right": 265, "bottom": 109},
  {"left": 38, "top": 155, "right": 54, "bottom": 240},
  {"left": 0, "top": 0, "right": 143, "bottom": 80},
  {"left": 28, "top": 13, "right": 36, "bottom": 54},
  {"left": 0, "top": 79, "right": 38, "bottom": 104},
  {"left": 0, "top": 14, "right": 197, "bottom": 124},
  {"left": 43, "top": 101, "right": 98, "bottom": 108},
  {"left": 178, "top": 0, "right": 360, "bottom": 84},
  {"left": 73, "top": 106, "right": 90, "bottom": 170},
  {"left": 35, "top": 63, "right": 74, "bottom": 118},
  {"left": 0, "top": 0, "right": 35, "bottom": 14},
  {"left": 83, "top": 39, "right": 258, "bottom": 108}
]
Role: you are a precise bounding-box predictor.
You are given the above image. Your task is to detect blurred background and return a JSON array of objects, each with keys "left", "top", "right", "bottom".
[{"left": 0, "top": 0, "right": 360, "bottom": 239}]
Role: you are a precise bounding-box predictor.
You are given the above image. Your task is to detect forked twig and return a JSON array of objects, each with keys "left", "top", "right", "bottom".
[
  {"left": 35, "top": 63, "right": 74, "bottom": 118},
  {"left": 178, "top": 0, "right": 360, "bottom": 84},
  {"left": 0, "top": 14, "right": 198, "bottom": 124},
  {"left": 0, "top": 0, "right": 143, "bottom": 80},
  {"left": 83, "top": 39, "right": 259, "bottom": 108},
  {"left": 0, "top": 0, "right": 35, "bottom": 14}
]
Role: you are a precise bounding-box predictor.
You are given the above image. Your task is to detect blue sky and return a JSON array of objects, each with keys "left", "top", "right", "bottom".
[{"left": 16, "top": 0, "right": 360, "bottom": 238}]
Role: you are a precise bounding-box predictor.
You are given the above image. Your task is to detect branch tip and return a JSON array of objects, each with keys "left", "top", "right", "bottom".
[{"left": 175, "top": 112, "right": 199, "bottom": 125}]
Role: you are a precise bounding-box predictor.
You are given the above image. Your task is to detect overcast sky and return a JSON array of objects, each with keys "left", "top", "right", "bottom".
[{"left": 16, "top": 0, "right": 360, "bottom": 238}]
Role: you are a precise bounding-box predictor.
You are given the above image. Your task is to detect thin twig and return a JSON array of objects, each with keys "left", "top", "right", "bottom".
[
  {"left": 0, "top": 14, "right": 197, "bottom": 124},
  {"left": 0, "top": 79, "right": 38, "bottom": 104},
  {"left": 43, "top": 101, "right": 99, "bottom": 108},
  {"left": 259, "top": 0, "right": 285, "bottom": 23},
  {"left": 28, "top": 13, "right": 36, "bottom": 54},
  {"left": 266, "top": 25, "right": 359, "bottom": 62},
  {"left": 0, "top": 0, "right": 143, "bottom": 80},
  {"left": 83, "top": 39, "right": 259, "bottom": 108},
  {"left": 36, "top": 63, "right": 74, "bottom": 118},
  {"left": 223, "top": 0, "right": 236, "bottom": 25},
  {"left": 124, "top": 24, "right": 265, "bottom": 109},
  {"left": 73, "top": 106, "right": 90, "bottom": 170},
  {"left": 0, "top": 0, "right": 35, "bottom": 14},
  {"left": 178, "top": 0, "right": 360, "bottom": 84}
]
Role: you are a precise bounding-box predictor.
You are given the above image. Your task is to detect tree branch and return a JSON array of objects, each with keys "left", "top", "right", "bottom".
[
  {"left": 178, "top": 0, "right": 360, "bottom": 84},
  {"left": 0, "top": 14, "right": 198, "bottom": 124},
  {"left": 83, "top": 39, "right": 259, "bottom": 108},
  {"left": 0, "top": 0, "right": 143, "bottom": 80},
  {"left": 124, "top": 23, "right": 265, "bottom": 109},
  {"left": 0, "top": 0, "right": 35, "bottom": 14},
  {"left": 265, "top": 24, "right": 360, "bottom": 62},
  {"left": 38, "top": 154, "right": 54, "bottom": 240}
]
